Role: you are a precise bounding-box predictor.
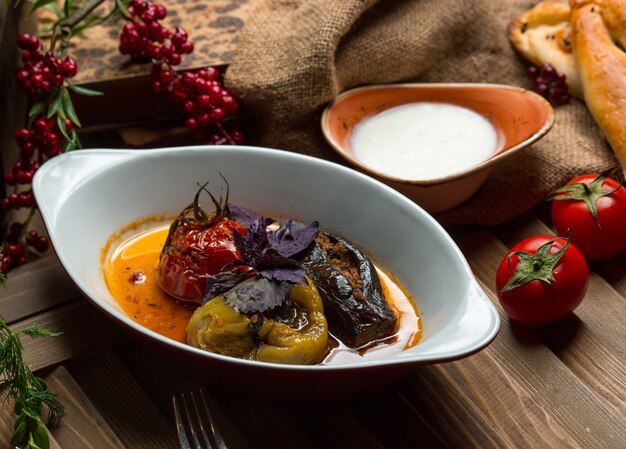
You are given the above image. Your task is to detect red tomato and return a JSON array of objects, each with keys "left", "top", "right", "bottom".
[
  {"left": 157, "top": 219, "right": 246, "bottom": 303},
  {"left": 495, "top": 235, "right": 588, "bottom": 327},
  {"left": 551, "top": 173, "right": 626, "bottom": 260}
]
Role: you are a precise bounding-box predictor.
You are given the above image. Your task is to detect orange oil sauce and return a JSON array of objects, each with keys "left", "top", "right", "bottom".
[{"left": 104, "top": 224, "right": 422, "bottom": 363}]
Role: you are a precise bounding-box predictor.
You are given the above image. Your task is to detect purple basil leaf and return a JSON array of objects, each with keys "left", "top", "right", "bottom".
[
  {"left": 268, "top": 220, "right": 319, "bottom": 257},
  {"left": 226, "top": 204, "right": 273, "bottom": 229},
  {"left": 224, "top": 277, "right": 292, "bottom": 313},
  {"left": 202, "top": 270, "right": 247, "bottom": 305},
  {"left": 255, "top": 255, "right": 307, "bottom": 283},
  {"left": 258, "top": 265, "right": 306, "bottom": 284},
  {"left": 233, "top": 217, "right": 269, "bottom": 261}
]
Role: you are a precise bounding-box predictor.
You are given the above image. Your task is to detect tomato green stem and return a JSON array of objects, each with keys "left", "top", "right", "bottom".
[
  {"left": 549, "top": 169, "right": 623, "bottom": 227},
  {"left": 500, "top": 236, "right": 570, "bottom": 294}
]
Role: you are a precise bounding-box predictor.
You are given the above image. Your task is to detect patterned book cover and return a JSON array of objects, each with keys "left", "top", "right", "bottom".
[{"left": 36, "top": 0, "right": 254, "bottom": 127}]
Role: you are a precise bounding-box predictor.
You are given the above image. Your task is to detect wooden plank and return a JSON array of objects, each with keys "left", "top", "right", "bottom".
[
  {"left": 44, "top": 366, "right": 126, "bottom": 449},
  {"left": 69, "top": 351, "right": 178, "bottom": 449},
  {"left": 397, "top": 367, "right": 509, "bottom": 449},
  {"left": 288, "top": 401, "right": 388, "bottom": 449},
  {"left": 446, "top": 226, "right": 626, "bottom": 448},
  {"left": 0, "top": 255, "right": 79, "bottom": 325},
  {"left": 11, "top": 300, "right": 123, "bottom": 372},
  {"left": 215, "top": 394, "right": 319, "bottom": 449},
  {"left": 345, "top": 388, "right": 451, "bottom": 449},
  {"left": 492, "top": 217, "right": 626, "bottom": 422}
]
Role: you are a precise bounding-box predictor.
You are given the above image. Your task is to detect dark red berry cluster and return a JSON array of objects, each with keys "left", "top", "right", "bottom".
[
  {"left": 16, "top": 33, "right": 77, "bottom": 100},
  {"left": 119, "top": 0, "right": 193, "bottom": 64},
  {"left": 151, "top": 66, "right": 243, "bottom": 143},
  {"left": 120, "top": 0, "right": 243, "bottom": 144},
  {"left": 4, "top": 116, "right": 73, "bottom": 212},
  {"left": 0, "top": 223, "right": 49, "bottom": 272},
  {"left": 528, "top": 63, "right": 570, "bottom": 106}
]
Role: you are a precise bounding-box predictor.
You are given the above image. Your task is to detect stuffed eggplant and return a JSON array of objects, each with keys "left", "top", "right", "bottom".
[{"left": 300, "top": 232, "right": 397, "bottom": 348}]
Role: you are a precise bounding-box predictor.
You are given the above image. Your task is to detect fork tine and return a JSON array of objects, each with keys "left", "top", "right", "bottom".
[
  {"left": 199, "top": 390, "right": 228, "bottom": 449},
  {"left": 181, "top": 392, "right": 205, "bottom": 448},
  {"left": 173, "top": 395, "right": 192, "bottom": 449},
  {"left": 189, "top": 391, "right": 215, "bottom": 449}
]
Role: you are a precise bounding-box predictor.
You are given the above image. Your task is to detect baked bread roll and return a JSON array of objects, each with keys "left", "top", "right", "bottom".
[
  {"left": 570, "top": 0, "right": 626, "bottom": 169},
  {"left": 508, "top": 1, "right": 582, "bottom": 97}
]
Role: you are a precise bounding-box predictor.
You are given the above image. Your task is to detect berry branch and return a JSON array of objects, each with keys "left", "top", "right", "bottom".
[{"left": 2, "top": 0, "right": 125, "bottom": 273}]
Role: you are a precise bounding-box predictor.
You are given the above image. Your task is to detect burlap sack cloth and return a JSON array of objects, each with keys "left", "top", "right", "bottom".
[{"left": 224, "top": 0, "right": 618, "bottom": 225}]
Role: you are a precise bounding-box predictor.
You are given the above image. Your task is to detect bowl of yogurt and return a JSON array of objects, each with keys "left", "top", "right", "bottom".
[{"left": 321, "top": 83, "right": 554, "bottom": 212}]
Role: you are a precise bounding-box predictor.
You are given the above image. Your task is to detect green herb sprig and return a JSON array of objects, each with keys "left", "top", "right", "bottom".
[{"left": 0, "top": 306, "right": 64, "bottom": 449}]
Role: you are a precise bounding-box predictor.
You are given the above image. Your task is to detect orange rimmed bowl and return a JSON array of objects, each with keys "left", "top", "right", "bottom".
[{"left": 321, "top": 83, "right": 555, "bottom": 213}]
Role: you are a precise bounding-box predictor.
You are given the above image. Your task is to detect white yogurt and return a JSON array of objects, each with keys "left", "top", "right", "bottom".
[{"left": 350, "top": 102, "right": 498, "bottom": 180}]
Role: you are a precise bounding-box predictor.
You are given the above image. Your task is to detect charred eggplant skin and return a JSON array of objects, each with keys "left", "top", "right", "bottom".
[{"left": 299, "top": 232, "right": 397, "bottom": 348}]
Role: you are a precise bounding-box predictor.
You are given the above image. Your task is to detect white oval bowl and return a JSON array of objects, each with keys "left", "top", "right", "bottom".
[{"left": 33, "top": 146, "right": 499, "bottom": 397}]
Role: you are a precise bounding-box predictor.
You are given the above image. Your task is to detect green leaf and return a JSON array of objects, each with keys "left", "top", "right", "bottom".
[
  {"left": 64, "top": 0, "right": 72, "bottom": 17},
  {"left": 28, "top": 0, "right": 56, "bottom": 16},
  {"left": 57, "top": 116, "right": 70, "bottom": 141},
  {"left": 73, "top": 129, "right": 83, "bottom": 150},
  {"left": 32, "top": 424, "right": 50, "bottom": 449},
  {"left": 14, "top": 414, "right": 25, "bottom": 431},
  {"left": 61, "top": 89, "right": 81, "bottom": 127},
  {"left": 29, "top": 101, "right": 45, "bottom": 118},
  {"left": 116, "top": 0, "right": 132, "bottom": 18},
  {"left": 63, "top": 140, "right": 77, "bottom": 152},
  {"left": 21, "top": 326, "right": 61, "bottom": 339},
  {"left": 10, "top": 420, "right": 27, "bottom": 446},
  {"left": 68, "top": 84, "right": 103, "bottom": 97},
  {"left": 47, "top": 91, "right": 63, "bottom": 119}
]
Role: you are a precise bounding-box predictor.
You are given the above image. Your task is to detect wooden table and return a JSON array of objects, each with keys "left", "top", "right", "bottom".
[{"left": 1, "top": 200, "right": 626, "bottom": 449}]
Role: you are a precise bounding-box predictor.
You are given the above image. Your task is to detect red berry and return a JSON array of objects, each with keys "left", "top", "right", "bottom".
[
  {"left": 185, "top": 118, "right": 198, "bottom": 131},
  {"left": 155, "top": 3, "right": 167, "bottom": 19},
  {"left": 194, "top": 78, "right": 209, "bottom": 94},
  {"left": 210, "top": 108, "right": 225, "bottom": 123},
  {"left": 230, "top": 131, "right": 245, "bottom": 144},
  {"left": 197, "top": 113, "right": 211, "bottom": 126},
  {"left": 17, "top": 34, "right": 31, "bottom": 49},
  {"left": 180, "top": 42, "right": 194, "bottom": 54},
  {"left": 196, "top": 94, "right": 211, "bottom": 110},
  {"left": 4, "top": 243, "right": 24, "bottom": 257},
  {"left": 167, "top": 53, "right": 182, "bottom": 65},
  {"left": 221, "top": 96, "right": 238, "bottom": 115},
  {"left": 4, "top": 172, "right": 15, "bottom": 185},
  {"left": 45, "top": 132, "right": 59, "bottom": 145},
  {"left": 183, "top": 101, "right": 195, "bottom": 114},
  {"left": 182, "top": 72, "right": 197, "bottom": 85},
  {"left": 14, "top": 129, "right": 31, "bottom": 144},
  {"left": 171, "top": 89, "right": 188, "bottom": 103},
  {"left": 34, "top": 118, "right": 49, "bottom": 134},
  {"left": 35, "top": 236, "right": 49, "bottom": 253},
  {"left": 19, "top": 142, "right": 34, "bottom": 156}
]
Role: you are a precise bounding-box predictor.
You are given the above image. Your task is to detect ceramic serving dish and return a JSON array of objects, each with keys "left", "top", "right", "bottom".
[
  {"left": 322, "top": 83, "right": 555, "bottom": 213},
  {"left": 33, "top": 146, "right": 499, "bottom": 398}
]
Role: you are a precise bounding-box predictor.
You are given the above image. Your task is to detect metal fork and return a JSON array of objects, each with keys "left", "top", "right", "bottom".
[{"left": 173, "top": 390, "right": 228, "bottom": 449}]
